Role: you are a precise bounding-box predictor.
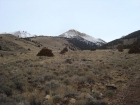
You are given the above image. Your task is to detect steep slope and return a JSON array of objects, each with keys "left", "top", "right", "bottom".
[
  {"left": 100, "top": 30, "right": 140, "bottom": 49},
  {"left": 59, "top": 29, "right": 106, "bottom": 50},
  {"left": 122, "top": 30, "right": 140, "bottom": 39}
]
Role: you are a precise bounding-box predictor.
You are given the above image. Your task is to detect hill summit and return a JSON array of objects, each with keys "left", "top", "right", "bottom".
[{"left": 59, "top": 29, "right": 106, "bottom": 45}]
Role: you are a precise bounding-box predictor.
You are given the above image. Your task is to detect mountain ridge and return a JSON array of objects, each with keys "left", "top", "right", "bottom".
[
  {"left": 59, "top": 29, "right": 106, "bottom": 45},
  {"left": 100, "top": 30, "right": 140, "bottom": 49}
]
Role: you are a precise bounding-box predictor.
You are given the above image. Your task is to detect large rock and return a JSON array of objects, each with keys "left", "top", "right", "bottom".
[{"left": 37, "top": 47, "right": 54, "bottom": 57}]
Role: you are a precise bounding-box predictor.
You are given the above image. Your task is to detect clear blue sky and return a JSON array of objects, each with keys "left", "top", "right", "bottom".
[{"left": 0, "top": 0, "right": 140, "bottom": 42}]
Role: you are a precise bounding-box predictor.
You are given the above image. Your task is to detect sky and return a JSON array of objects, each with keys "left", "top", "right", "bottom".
[{"left": 0, "top": 0, "right": 140, "bottom": 42}]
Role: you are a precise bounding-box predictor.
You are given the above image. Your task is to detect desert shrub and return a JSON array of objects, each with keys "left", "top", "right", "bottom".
[
  {"left": 53, "top": 95, "right": 62, "bottom": 103},
  {"left": 70, "top": 76, "right": 86, "bottom": 85},
  {"left": 45, "top": 80, "right": 60, "bottom": 91},
  {"left": 91, "top": 48, "right": 96, "bottom": 51},
  {"left": 117, "top": 44, "right": 123, "bottom": 52},
  {"left": 97, "top": 101, "right": 108, "bottom": 105},
  {"left": 64, "top": 90, "right": 77, "bottom": 98},
  {"left": 44, "top": 74, "right": 56, "bottom": 81},
  {"left": 35, "top": 76, "right": 44, "bottom": 83},
  {"left": 0, "top": 102, "right": 16, "bottom": 105},
  {"left": 14, "top": 80, "right": 24, "bottom": 91},
  {"left": 86, "top": 76, "right": 95, "bottom": 84},
  {"left": 60, "top": 47, "right": 68, "bottom": 54},
  {"left": 105, "top": 90, "right": 114, "bottom": 97},
  {"left": 85, "top": 100, "right": 107, "bottom": 105},
  {"left": 85, "top": 100, "right": 97, "bottom": 105},
  {"left": 12, "top": 94, "right": 26, "bottom": 103},
  {"left": 27, "top": 69, "right": 32, "bottom": 75},
  {"left": 0, "top": 93, "right": 9, "bottom": 102},
  {"left": 16, "top": 101, "right": 30, "bottom": 105},
  {"left": 128, "top": 45, "right": 140, "bottom": 54},
  {"left": 92, "top": 92, "right": 101, "bottom": 100},
  {"left": 29, "top": 94, "right": 41, "bottom": 105},
  {"left": 63, "top": 79, "right": 70, "bottom": 85},
  {"left": 2, "top": 86, "right": 12, "bottom": 96},
  {"left": 37, "top": 47, "right": 54, "bottom": 57},
  {"left": 75, "top": 100, "right": 86, "bottom": 105}
]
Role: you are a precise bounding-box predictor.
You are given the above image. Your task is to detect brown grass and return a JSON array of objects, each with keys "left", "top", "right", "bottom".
[{"left": 0, "top": 35, "right": 140, "bottom": 104}]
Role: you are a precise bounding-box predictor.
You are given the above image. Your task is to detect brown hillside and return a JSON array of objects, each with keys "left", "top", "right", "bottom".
[{"left": 0, "top": 35, "right": 140, "bottom": 105}]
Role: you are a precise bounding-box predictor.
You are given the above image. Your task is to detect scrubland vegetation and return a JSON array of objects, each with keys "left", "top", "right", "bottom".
[
  {"left": 0, "top": 48, "right": 140, "bottom": 105},
  {"left": 0, "top": 34, "right": 140, "bottom": 105}
]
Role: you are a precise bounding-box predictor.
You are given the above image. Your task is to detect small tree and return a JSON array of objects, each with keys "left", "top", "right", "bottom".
[
  {"left": 117, "top": 44, "right": 123, "bottom": 52},
  {"left": 128, "top": 45, "right": 140, "bottom": 54},
  {"left": 60, "top": 47, "right": 68, "bottom": 54}
]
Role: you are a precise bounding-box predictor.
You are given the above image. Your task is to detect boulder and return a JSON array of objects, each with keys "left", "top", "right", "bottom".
[{"left": 37, "top": 47, "right": 54, "bottom": 57}]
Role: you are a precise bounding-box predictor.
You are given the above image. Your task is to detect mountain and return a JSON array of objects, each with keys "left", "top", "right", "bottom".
[
  {"left": 2, "top": 31, "right": 36, "bottom": 38},
  {"left": 100, "top": 30, "right": 140, "bottom": 49},
  {"left": 59, "top": 29, "right": 106, "bottom": 50},
  {"left": 1, "top": 30, "right": 106, "bottom": 50}
]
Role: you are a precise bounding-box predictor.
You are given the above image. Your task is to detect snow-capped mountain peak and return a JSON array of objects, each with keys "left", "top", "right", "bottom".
[
  {"left": 1, "top": 31, "right": 35, "bottom": 38},
  {"left": 59, "top": 29, "right": 106, "bottom": 45},
  {"left": 11, "top": 31, "right": 34, "bottom": 38}
]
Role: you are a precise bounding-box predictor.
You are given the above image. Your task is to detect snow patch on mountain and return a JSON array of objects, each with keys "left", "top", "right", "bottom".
[
  {"left": 59, "top": 29, "right": 106, "bottom": 46},
  {"left": 1, "top": 31, "right": 36, "bottom": 38},
  {"left": 11, "top": 31, "right": 35, "bottom": 38}
]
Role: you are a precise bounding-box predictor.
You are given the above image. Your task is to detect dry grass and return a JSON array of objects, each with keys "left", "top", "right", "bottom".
[{"left": 0, "top": 34, "right": 140, "bottom": 104}]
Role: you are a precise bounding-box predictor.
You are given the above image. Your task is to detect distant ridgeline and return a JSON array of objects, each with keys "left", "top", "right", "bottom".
[{"left": 100, "top": 30, "right": 140, "bottom": 49}]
